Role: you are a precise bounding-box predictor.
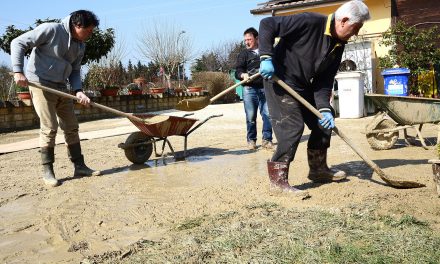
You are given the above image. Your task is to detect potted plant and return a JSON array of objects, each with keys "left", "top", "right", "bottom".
[
  {"left": 149, "top": 87, "right": 166, "bottom": 94},
  {"left": 187, "top": 86, "right": 203, "bottom": 93},
  {"left": 100, "top": 85, "right": 120, "bottom": 96},
  {"left": 126, "top": 83, "right": 142, "bottom": 95},
  {"left": 15, "top": 84, "right": 31, "bottom": 100}
]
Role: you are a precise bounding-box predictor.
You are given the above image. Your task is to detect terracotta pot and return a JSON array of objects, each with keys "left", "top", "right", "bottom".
[
  {"left": 429, "top": 159, "right": 440, "bottom": 197},
  {"left": 17, "top": 92, "right": 31, "bottom": 100},
  {"left": 128, "top": 90, "right": 143, "bottom": 95},
  {"left": 187, "top": 86, "right": 203, "bottom": 93},
  {"left": 150, "top": 88, "right": 166, "bottom": 94},
  {"left": 101, "top": 88, "right": 119, "bottom": 96}
]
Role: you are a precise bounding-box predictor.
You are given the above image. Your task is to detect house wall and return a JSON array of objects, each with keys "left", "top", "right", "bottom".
[
  {"left": 394, "top": 0, "right": 440, "bottom": 27},
  {"left": 0, "top": 94, "right": 205, "bottom": 133},
  {"left": 394, "top": 0, "right": 440, "bottom": 48}
]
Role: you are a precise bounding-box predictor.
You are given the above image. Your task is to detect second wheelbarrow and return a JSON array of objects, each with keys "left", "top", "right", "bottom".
[
  {"left": 118, "top": 113, "right": 222, "bottom": 164},
  {"left": 365, "top": 94, "right": 440, "bottom": 150}
]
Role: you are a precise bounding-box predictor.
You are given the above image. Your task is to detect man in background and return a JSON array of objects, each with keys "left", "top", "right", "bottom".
[{"left": 235, "top": 27, "right": 274, "bottom": 151}]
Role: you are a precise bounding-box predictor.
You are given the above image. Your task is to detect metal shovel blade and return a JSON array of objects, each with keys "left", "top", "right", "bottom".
[
  {"left": 272, "top": 76, "right": 425, "bottom": 189},
  {"left": 175, "top": 97, "right": 211, "bottom": 111},
  {"left": 175, "top": 72, "right": 261, "bottom": 112}
]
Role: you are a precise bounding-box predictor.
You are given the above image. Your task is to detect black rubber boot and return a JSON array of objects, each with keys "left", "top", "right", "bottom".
[
  {"left": 68, "top": 143, "right": 101, "bottom": 177},
  {"left": 267, "top": 160, "right": 309, "bottom": 198},
  {"left": 41, "top": 147, "right": 59, "bottom": 187},
  {"left": 307, "top": 149, "right": 346, "bottom": 183}
]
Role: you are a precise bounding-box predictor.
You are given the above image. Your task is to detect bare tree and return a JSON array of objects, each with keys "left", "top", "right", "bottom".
[
  {"left": 212, "top": 40, "right": 243, "bottom": 72},
  {"left": 191, "top": 40, "right": 244, "bottom": 74},
  {"left": 84, "top": 36, "right": 128, "bottom": 89},
  {"left": 137, "top": 21, "right": 194, "bottom": 88}
]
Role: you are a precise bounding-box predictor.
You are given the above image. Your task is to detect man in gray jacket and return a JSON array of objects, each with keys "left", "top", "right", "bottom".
[{"left": 11, "top": 10, "right": 101, "bottom": 187}]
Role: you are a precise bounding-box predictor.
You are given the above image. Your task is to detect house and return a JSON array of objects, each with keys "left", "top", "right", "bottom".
[{"left": 250, "top": 0, "right": 439, "bottom": 94}]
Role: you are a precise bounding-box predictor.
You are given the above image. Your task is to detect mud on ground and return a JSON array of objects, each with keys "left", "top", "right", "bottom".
[{"left": 1, "top": 103, "right": 439, "bottom": 263}]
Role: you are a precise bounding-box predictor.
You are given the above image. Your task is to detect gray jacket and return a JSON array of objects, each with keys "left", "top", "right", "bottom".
[{"left": 11, "top": 15, "right": 84, "bottom": 91}]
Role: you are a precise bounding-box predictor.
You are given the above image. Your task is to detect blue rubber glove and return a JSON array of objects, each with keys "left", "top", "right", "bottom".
[
  {"left": 318, "top": 110, "right": 335, "bottom": 129},
  {"left": 259, "top": 57, "right": 274, "bottom": 79}
]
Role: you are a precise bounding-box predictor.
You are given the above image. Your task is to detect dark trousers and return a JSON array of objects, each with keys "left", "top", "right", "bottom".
[{"left": 264, "top": 80, "right": 331, "bottom": 163}]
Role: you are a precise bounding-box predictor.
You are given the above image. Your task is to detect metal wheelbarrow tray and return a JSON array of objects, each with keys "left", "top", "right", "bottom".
[
  {"left": 365, "top": 94, "right": 440, "bottom": 150},
  {"left": 118, "top": 113, "right": 222, "bottom": 164}
]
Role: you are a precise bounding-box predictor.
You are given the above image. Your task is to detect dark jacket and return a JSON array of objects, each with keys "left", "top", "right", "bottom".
[
  {"left": 259, "top": 13, "right": 346, "bottom": 110},
  {"left": 235, "top": 48, "right": 264, "bottom": 87}
]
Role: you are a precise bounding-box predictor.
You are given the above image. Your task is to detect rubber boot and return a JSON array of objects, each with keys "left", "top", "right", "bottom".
[
  {"left": 267, "top": 160, "right": 309, "bottom": 197},
  {"left": 68, "top": 143, "right": 101, "bottom": 177},
  {"left": 41, "top": 147, "right": 59, "bottom": 187},
  {"left": 307, "top": 149, "right": 346, "bottom": 183}
]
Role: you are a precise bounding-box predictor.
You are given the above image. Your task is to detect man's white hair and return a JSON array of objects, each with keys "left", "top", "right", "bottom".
[{"left": 335, "top": 0, "right": 371, "bottom": 24}]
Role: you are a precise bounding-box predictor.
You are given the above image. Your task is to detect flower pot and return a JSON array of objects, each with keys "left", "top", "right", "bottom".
[
  {"left": 17, "top": 91, "right": 31, "bottom": 100},
  {"left": 128, "top": 90, "right": 143, "bottom": 95},
  {"left": 187, "top": 86, "right": 203, "bottom": 93},
  {"left": 101, "top": 88, "right": 119, "bottom": 96},
  {"left": 428, "top": 159, "right": 440, "bottom": 197},
  {"left": 150, "top": 88, "right": 166, "bottom": 94}
]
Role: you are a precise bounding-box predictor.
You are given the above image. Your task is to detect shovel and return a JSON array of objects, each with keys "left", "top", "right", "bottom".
[
  {"left": 272, "top": 76, "right": 425, "bottom": 189},
  {"left": 28, "top": 82, "right": 169, "bottom": 125},
  {"left": 175, "top": 72, "right": 261, "bottom": 111}
]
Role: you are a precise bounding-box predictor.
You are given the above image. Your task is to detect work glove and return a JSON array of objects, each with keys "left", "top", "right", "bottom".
[
  {"left": 259, "top": 57, "right": 274, "bottom": 79},
  {"left": 318, "top": 109, "right": 335, "bottom": 129}
]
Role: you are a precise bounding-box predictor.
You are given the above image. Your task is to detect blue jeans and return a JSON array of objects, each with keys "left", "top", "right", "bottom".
[{"left": 243, "top": 86, "right": 273, "bottom": 142}]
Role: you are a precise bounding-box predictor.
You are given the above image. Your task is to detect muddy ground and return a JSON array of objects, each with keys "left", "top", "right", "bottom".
[{"left": 1, "top": 102, "right": 439, "bottom": 263}]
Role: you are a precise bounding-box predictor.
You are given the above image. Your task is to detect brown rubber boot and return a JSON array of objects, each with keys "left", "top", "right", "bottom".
[
  {"left": 68, "top": 143, "right": 101, "bottom": 177},
  {"left": 41, "top": 147, "right": 60, "bottom": 187},
  {"left": 307, "top": 149, "right": 346, "bottom": 183},
  {"left": 267, "top": 160, "right": 309, "bottom": 197}
]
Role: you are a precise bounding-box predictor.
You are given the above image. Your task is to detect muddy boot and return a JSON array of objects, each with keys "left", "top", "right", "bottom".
[
  {"left": 267, "top": 160, "right": 309, "bottom": 198},
  {"left": 68, "top": 143, "right": 101, "bottom": 177},
  {"left": 307, "top": 149, "right": 346, "bottom": 183},
  {"left": 41, "top": 147, "right": 59, "bottom": 187}
]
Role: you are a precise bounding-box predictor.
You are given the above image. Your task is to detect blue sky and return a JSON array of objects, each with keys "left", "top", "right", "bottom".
[{"left": 0, "top": 0, "right": 266, "bottom": 68}]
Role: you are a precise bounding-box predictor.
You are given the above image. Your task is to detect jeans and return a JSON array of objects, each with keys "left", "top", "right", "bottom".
[{"left": 243, "top": 86, "right": 273, "bottom": 143}]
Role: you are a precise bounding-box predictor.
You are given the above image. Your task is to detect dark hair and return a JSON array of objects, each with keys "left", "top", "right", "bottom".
[
  {"left": 243, "top": 27, "right": 258, "bottom": 38},
  {"left": 70, "top": 10, "right": 99, "bottom": 28}
]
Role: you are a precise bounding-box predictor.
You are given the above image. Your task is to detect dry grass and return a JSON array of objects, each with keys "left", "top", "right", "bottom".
[
  {"left": 191, "top": 71, "right": 237, "bottom": 104},
  {"left": 85, "top": 202, "right": 440, "bottom": 264}
]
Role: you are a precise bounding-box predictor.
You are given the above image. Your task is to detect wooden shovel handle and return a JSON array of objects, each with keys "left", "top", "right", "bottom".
[
  {"left": 28, "top": 82, "right": 147, "bottom": 123},
  {"left": 210, "top": 72, "right": 261, "bottom": 103}
]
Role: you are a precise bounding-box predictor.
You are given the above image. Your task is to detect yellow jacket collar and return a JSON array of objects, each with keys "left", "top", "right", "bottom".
[{"left": 324, "top": 14, "right": 333, "bottom": 36}]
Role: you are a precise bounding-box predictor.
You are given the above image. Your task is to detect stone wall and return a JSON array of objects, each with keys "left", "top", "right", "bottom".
[{"left": 0, "top": 94, "right": 205, "bottom": 133}]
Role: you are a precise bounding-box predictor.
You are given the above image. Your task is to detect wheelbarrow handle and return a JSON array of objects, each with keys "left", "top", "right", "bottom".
[{"left": 28, "top": 82, "right": 147, "bottom": 124}]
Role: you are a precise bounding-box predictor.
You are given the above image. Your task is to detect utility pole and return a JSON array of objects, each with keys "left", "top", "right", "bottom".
[{"left": 177, "top": 30, "right": 186, "bottom": 89}]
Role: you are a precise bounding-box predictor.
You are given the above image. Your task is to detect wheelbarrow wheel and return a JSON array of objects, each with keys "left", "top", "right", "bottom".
[
  {"left": 366, "top": 118, "right": 399, "bottom": 150},
  {"left": 124, "top": 132, "right": 153, "bottom": 164}
]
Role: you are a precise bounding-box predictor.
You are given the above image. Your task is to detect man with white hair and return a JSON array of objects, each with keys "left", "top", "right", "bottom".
[{"left": 258, "top": 0, "right": 370, "bottom": 196}]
